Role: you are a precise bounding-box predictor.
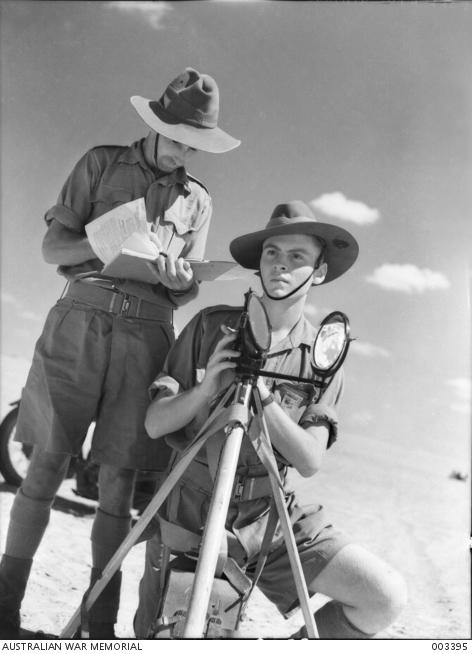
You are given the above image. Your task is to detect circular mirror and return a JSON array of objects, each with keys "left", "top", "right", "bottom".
[
  {"left": 312, "top": 311, "right": 350, "bottom": 374},
  {"left": 247, "top": 294, "right": 271, "bottom": 353}
]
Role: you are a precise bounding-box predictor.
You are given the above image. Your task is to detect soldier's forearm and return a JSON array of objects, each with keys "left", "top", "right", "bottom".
[
  {"left": 262, "top": 402, "right": 327, "bottom": 477},
  {"left": 144, "top": 384, "right": 209, "bottom": 440}
]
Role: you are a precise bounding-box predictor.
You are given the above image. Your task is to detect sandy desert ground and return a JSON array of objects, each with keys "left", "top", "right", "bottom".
[{"left": 0, "top": 428, "right": 470, "bottom": 641}]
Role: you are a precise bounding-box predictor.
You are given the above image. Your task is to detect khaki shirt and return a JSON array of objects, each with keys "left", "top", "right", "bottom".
[{"left": 44, "top": 136, "right": 212, "bottom": 306}]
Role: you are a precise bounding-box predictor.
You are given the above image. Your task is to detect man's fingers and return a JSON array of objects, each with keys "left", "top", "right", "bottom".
[
  {"left": 213, "top": 347, "right": 240, "bottom": 361},
  {"left": 213, "top": 360, "right": 238, "bottom": 374},
  {"left": 208, "top": 349, "right": 240, "bottom": 370},
  {"left": 175, "top": 258, "right": 194, "bottom": 283},
  {"left": 164, "top": 253, "right": 177, "bottom": 279},
  {"left": 221, "top": 324, "right": 237, "bottom": 336},
  {"left": 156, "top": 255, "right": 168, "bottom": 280},
  {"left": 155, "top": 255, "right": 194, "bottom": 290},
  {"left": 212, "top": 333, "right": 237, "bottom": 354}
]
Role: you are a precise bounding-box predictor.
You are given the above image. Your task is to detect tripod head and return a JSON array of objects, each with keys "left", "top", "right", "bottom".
[
  {"left": 235, "top": 289, "right": 352, "bottom": 387},
  {"left": 233, "top": 290, "right": 271, "bottom": 374}
]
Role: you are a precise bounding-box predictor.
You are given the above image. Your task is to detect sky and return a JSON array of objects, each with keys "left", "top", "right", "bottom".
[{"left": 1, "top": 0, "right": 471, "bottom": 467}]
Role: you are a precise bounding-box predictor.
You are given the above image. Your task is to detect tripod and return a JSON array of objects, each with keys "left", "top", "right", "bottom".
[
  {"left": 60, "top": 373, "right": 320, "bottom": 638},
  {"left": 60, "top": 298, "right": 350, "bottom": 639}
]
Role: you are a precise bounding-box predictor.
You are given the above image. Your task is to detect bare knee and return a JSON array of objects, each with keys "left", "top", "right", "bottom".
[
  {"left": 315, "top": 544, "right": 408, "bottom": 633},
  {"left": 354, "top": 565, "right": 408, "bottom": 633},
  {"left": 374, "top": 568, "right": 408, "bottom": 622}
]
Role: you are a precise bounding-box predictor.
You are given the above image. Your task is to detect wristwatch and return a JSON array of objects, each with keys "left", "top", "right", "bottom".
[{"left": 261, "top": 392, "right": 275, "bottom": 407}]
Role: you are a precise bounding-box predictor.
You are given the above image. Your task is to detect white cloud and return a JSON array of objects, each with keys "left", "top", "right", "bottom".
[
  {"left": 1, "top": 293, "right": 43, "bottom": 322},
  {"left": 18, "top": 310, "right": 43, "bottom": 322},
  {"left": 107, "top": 1, "right": 172, "bottom": 30},
  {"left": 366, "top": 264, "right": 450, "bottom": 293},
  {"left": 350, "top": 340, "right": 391, "bottom": 358},
  {"left": 446, "top": 378, "right": 471, "bottom": 414},
  {"left": 1, "top": 292, "right": 19, "bottom": 307},
  {"left": 447, "top": 377, "right": 471, "bottom": 401},
  {"left": 311, "top": 192, "right": 380, "bottom": 225},
  {"left": 450, "top": 403, "right": 470, "bottom": 415}
]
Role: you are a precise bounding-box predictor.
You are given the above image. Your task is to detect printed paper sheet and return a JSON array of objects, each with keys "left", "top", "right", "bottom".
[{"left": 85, "top": 198, "right": 148, "bottom": 263}]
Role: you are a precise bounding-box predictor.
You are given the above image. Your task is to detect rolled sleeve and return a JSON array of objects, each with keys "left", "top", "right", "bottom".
[
  {"left": 149, "top": 310, "right": 204, "bottom": 398},
  {"left": 300, "top": 403, "right": 339, "bottom": 448},
  {"left": 300, "top": 369, "right": 344, "bottom": 448},
  {"left": 44, "top": 204, "right": 84, "bottom": 232},
  {"left": 44, "top": 149, "right": 100, "bottom": 232},
  {"left": 148, "top": 374, "right": 181, "bottom": 401}
]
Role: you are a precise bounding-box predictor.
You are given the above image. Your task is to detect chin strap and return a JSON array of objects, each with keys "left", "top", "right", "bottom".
[{"left": 261, "top": 269, "right": 314, "bottom": 301}]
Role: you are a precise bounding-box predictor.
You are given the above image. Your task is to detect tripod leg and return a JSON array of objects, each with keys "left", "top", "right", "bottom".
[
  {"left": 182, "top": 383, "right": 253, "bottom": 638},
  {"left": 59, "top": 387, "right": 237, "bottom": 638},
  {"left": 252, "top": 389, "right": 319, "bottom": 639},
  {"left": 182, "top": 424, "right": 246, "bottom": 638}
]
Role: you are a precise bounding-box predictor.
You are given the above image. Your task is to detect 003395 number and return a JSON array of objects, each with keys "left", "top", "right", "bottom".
[{"left": 431, "top": 644, "right": 469, "bottom": 651}]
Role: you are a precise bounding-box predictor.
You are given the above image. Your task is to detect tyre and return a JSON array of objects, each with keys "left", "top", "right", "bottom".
[{"left": 0, "top": 406, "right": 32, "bottom": 486}]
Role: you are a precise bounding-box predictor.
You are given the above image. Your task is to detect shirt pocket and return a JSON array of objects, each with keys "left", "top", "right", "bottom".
[
  {"left": 90, "top": 184, "right": 135, "bottom": 215},
  {"left": 155, "top": 195, "right": 198, "bottom": 257},
  {"left": 273, "top": 382, "right": 314, "bottom": 423}
]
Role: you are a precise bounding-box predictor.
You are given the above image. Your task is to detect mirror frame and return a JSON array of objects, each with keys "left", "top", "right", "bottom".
[
  {"left": 246, "top": 293, "right": 271, "bottom": 355},
  {"left": 311, "top": 311, "right": 351, "bottom": 377}
]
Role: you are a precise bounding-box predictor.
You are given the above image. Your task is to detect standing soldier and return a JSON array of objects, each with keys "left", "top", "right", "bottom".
[{"left": 0, "top": 67, "right": 240, "bottom": 639}]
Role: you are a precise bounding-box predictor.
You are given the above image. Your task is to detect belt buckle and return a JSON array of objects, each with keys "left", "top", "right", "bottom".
[
  {"left": 233, "top": 477, "right": 245, "bottom": 501},
  {"left": 120, "top": 294, "right": 131, "bottom": 317}
]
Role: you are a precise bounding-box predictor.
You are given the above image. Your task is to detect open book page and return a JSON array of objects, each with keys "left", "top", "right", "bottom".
[
  {"left": 85, "top": 198, "right": 148, "bottom": 264},
  {"left": 120, "top": 232, "right": 161, "bottom": 259}
]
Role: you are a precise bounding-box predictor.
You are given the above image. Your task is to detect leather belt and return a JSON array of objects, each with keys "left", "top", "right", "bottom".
[{"left": 64, "top": 281, "right": 173, "bottom": 322}]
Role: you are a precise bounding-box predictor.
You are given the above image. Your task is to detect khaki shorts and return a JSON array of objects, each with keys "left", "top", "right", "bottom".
[
  {"left": 254, "top": 523, "right": 350, "bottom": 616},
  {"left": 15, "top": 296, "right": 175, "bottom": 470}
]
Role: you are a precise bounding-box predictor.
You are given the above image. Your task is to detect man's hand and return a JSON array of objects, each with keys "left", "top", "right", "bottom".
[
  {"left": 145, "top": 326, "right": 240, "bottom": 440},
  {"left": 155, "top": 252, "right": 194, "bottom": 292},
  {"left": 198, "top": 327, "right": 240, "bottom": 401},
  {"left": 256, "top": 376, "right": 271, "bottom": 403}
]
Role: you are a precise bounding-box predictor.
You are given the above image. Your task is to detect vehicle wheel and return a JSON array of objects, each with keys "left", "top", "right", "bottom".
[{"left": 0, "top": 406, "right": 32, "bottom": 486}]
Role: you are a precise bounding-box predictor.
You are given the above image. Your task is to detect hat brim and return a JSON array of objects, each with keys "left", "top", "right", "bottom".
[
  {"left": 229, "top": 222, "right": 359, "bottom": 284},
  {"left": 130, "top": 96, "right": 240, "bottom": 154}
]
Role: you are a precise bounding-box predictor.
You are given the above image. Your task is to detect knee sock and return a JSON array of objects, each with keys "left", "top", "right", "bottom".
[
  {"left": 87, "top": 509, "right": 131, "bottom": 629},
  {"left": 90, "top": 508, "right": 131, "bottom": 571},
  {"left": 292, "top": 600, "right": 376, "bottom": 639},
  {"left": 85, "top": 567, "right": 123, "bottom": 636},
  {"left": 5, "top": 489, "right": 53, "bottom": 560}
]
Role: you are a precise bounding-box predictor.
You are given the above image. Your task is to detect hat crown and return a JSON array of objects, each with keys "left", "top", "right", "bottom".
[
  {"left": 266, "top": 201, "right": 318, "bottom": 229},
  {"left": 153, "top": 67, "right": 220, "bottom": 128}
]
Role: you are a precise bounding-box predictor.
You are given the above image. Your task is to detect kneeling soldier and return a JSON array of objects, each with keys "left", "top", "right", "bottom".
[{"left": 134, "top": 201, "right": 407, "bottom": 639}]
